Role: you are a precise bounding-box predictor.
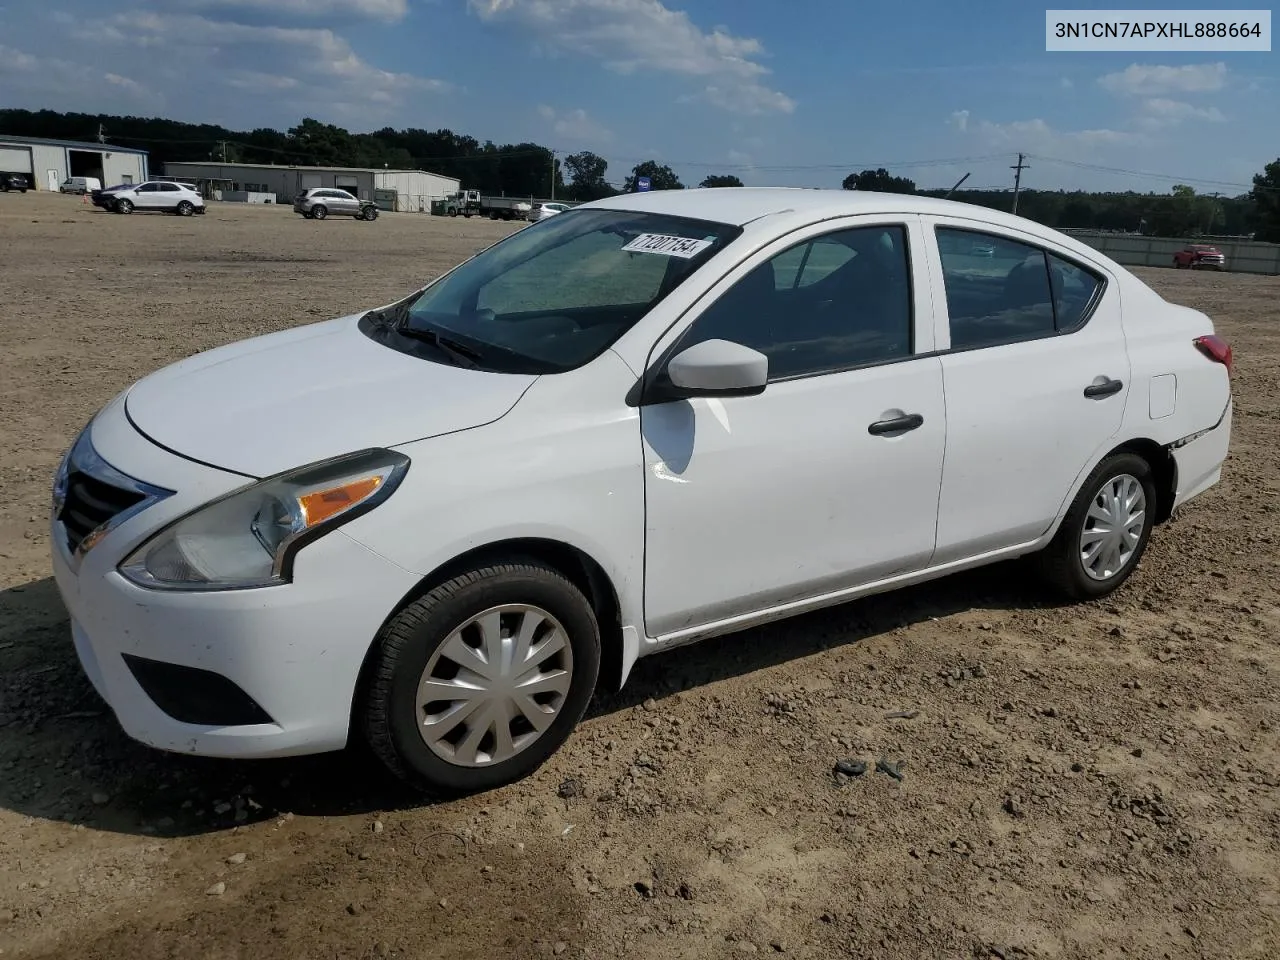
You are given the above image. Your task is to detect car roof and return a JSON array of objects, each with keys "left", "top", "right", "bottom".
[{"left": 581, "top": 187, "right": 1055, "bottom": 231}]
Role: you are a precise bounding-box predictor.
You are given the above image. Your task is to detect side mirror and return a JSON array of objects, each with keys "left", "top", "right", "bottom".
[{"left": 665, "top": 339, "right": 768, "bottom": 398}]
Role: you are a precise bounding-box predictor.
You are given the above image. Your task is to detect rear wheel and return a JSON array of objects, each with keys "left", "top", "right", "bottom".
[
  {"left": 1035, "top": 452, "right": 1157, "bottom": 601},
  {"left": 312, "top": 204, "right": 328, "bottom": 220},
  {"left": 361, "top": 560, "right": 601, "bottom": 795}
]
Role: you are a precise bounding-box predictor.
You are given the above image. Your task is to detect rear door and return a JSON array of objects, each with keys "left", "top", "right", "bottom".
[
  {"left": 921, "top": 218, "right": 1130, "bottom": 563},
  {"left": 158, "top": 183, "right": 182, "bottom": 208}
]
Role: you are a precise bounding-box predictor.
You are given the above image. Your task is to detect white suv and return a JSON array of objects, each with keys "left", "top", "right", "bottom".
[{"left": 109, "top": 181, "right": 205, "bottom": 216}]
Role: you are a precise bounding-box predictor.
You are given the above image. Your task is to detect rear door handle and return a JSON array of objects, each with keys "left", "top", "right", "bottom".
[
  {"left": 868, "top": 413, "right": 924, "bottom": 436},
  {"left": 1083, "top": 378, "right": 1124, "bottom": 399}
]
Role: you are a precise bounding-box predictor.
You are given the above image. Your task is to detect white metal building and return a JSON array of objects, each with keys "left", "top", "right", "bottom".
[
  {"left": 162, "top": 162, "right": 461, "bottom": 213},
  {"left": 0, "top": 135, "right": 149, "bottom": 191}
]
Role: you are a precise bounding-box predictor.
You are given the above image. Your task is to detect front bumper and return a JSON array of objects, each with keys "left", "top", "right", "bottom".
[{"left": 50, "top": 395, "right": 421, "bottom": 759}]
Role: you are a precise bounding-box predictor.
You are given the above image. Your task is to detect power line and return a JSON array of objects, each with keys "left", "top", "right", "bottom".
[{"left": 1026, "top": 154, "right": 1270, "bottom": 193}]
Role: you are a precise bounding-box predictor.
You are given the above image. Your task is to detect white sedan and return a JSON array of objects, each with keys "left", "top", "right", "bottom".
[{"left": 50, "top": 189, "right": 1232, "bottom": 794}]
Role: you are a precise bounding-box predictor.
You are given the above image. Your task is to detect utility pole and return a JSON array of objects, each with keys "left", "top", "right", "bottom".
[
  {"left": 218, "top": 140, "right": 228, "bottom": 162},
  {"left": 550, "top": 150, "right": 556, "bottom": 201},
  {"left": 1010, "top": 153, "right": 1029, "bottom": 215},
  {"left": 96, "top": 123, "right": 106, "bottom": 144},
  {"left": 945, "top": 172, "right": 971, "bottom": 199}
]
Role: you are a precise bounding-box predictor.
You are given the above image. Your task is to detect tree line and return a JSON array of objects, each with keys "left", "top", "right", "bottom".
[{"left": 2, "top": 109, "right": 1276, "bottom": 240}]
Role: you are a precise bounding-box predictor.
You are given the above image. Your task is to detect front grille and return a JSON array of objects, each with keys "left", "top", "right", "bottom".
[{"left": 60, "top": 471, "right": 146, "bottom": 552}]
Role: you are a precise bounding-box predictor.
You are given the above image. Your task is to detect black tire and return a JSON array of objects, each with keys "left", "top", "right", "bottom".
[
  {"left": 449, "top": 209, "right": 458, "bottom": 218},
  {"left": 362, "top": 560, "right": 601, "bottom": 795},
  {"left": 1035, "top": 452, "right": 1157, "bottom": 601},
  {"left": 176, "top": 201, "right": 194, "bottom": 217},
  {"left": 312, "top": 204, "right": 328, "bottom": 220},
  {"left": 362, "top": 205, "right": 378, "bottom": 221},
  {"left": 115, "top": 199, "right": 133, "bottom": 214}
]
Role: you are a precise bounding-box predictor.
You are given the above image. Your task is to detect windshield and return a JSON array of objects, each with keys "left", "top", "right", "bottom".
[{"left": 392, "top": 208, "right": 741, "bottom": 373}]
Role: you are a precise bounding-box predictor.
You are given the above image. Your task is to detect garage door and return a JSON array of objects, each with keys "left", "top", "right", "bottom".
[{"left": 0, "top": 145, "right": 33, "bottom": 175}]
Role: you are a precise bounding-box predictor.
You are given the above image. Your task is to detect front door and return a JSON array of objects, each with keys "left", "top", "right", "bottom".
[
  {"left": 641, "top": 218, "right": 947, "bottom": 639},
  {"left": 47, "top": 170, "right": 59, "bottom": 192},
  {"left": 923, "top": 220, "right": 1132, "bottom": 563},
  {"left": 132, "top": 183, "right": 162, "bottom": 208}
]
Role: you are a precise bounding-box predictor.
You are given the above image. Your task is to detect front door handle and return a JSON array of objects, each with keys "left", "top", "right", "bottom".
[
  {"left": 868, "top": 413, "right": 924, "bottom": 436},
  {"left": 1083, "top": 378, "right": 1124, "bottom": 399}
]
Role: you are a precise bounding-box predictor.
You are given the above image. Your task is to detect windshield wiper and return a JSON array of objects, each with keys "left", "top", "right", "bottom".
[{"left": 394, "top": 320, "right": 484, "bottom": 369}]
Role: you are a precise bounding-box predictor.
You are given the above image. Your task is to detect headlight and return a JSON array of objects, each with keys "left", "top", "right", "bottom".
[{"left": 118, "top": 448, "right": 409, "bottom": 591}]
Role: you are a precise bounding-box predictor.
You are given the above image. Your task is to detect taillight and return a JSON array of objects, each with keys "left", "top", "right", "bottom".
[{"left": 1194, "top": 335, "right": 1233, "bottom": 375}]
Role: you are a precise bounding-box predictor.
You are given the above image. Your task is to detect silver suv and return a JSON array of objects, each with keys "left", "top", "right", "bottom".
[{"left": 294, "top": 188, "right": 380, "bottom": 221}]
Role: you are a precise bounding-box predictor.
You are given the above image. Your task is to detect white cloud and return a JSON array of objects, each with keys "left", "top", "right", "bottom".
[
  {"left": 0, "top": 44, "right": 161, "bottom": 109},
  {"left": 948, "top": 109, "right": 969, "bottom": 132},
  {"left": 1059, "top": 77, "right": 1073, "bottom": 90},
  {"left": 98, "top": 13, "right": 448, "bottom": 119},
  {"left": 468, "top": 0, "right": 795, "bottom": 115},
  {"left": 536, "top": 105, "right": 614, "bottom": 144},
  {"left": 1141, "top": 98, "right": 1226, "bottom": 125},
  {"left": 178, "top": 0, "right": 409, "bottom": 21},
  {"left": 963, "top": 115, "right": 1136, "bottom": 152},
  {"left": 1098, "top": 62, "right": 1227, "bottom": 96}
]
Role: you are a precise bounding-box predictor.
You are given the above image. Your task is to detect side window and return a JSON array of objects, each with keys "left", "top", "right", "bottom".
[
  {"left": 1048, "top": 254, "right": 1102, "bottom": 329},
  {"left": 936, "top": 228, "right": 1055, "bottom": 349},
  {"left": 160, "top": 183, "right": 180, "bottom": 192},
  {"left": 675, "top": 224, "right": 913, "bottom": 381},
  {"left": 137, "top": 183, "right": 157, "bottom": 193}
]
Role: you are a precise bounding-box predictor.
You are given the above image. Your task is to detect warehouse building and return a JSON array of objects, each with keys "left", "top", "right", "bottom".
[
  {"left": 0, "top": 135, "right": 149, "bottom": 191},
  {"left": 163, "top": 161, "right": 461, "bottom": 213}
]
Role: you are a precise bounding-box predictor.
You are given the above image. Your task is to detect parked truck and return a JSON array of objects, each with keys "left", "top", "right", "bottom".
[{"left": 442, "top": 189, "right": 532, "bottom": 221}]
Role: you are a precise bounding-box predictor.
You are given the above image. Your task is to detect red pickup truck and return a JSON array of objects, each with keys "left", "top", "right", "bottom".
[{"left": 1173, "top": 244, "right": 1226, "bottom": 270}]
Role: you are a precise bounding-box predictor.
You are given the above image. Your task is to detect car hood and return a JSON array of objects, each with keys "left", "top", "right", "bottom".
[{"left": 124, "top": 314, "right": 537, "bottom": 478}]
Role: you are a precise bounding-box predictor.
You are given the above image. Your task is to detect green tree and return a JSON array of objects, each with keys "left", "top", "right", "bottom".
[
  {"left": 625, "top": 160, "right": 683, "bottom": 192},
  {"left": 563, "top": 151, "right": 614, "bottom": 200},
  {"left": 1250, "top": 159, "right": 1280, "bottom": 242},
  {"left": 699, "top": 174, "right": 744, "bottom": 188},
  {"left": 841, "top": 168, "right": 916, "bottom": 194}
]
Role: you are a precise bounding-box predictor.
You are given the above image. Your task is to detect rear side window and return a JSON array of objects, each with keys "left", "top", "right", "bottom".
[
  {"left": 936, "top": 228, "right": 1103, "bottom": 350},
  {"left": 1048, "top": 254, "right": 1102, "bottom": 330}
]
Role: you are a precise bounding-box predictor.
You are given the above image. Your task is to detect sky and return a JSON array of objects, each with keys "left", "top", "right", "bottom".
[{"left": 0, "top": 0, "right": 1275, "bottom": 194}]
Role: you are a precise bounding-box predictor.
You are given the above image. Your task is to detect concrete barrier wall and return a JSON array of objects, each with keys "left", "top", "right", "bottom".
[{"left": 1063, "top": 231, "right": 1280, "bottom": 276}]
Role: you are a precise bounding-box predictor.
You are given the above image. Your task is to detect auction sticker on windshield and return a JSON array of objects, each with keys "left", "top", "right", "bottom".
[{"left": 621, "top": 234, "right": 715, "bottom": 258}]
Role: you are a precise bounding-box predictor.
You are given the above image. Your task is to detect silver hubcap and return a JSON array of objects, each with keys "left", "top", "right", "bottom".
[
  {"left": 415, "top": 604, "right": 574, "bottom": 768},
  {"left": 1080, "top": 473, "right": 1146, "bottom": 580}
]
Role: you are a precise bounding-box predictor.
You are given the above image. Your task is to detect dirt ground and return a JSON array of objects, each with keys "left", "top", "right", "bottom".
[{"left": 1, "top": 191, "right": 1278, "bottom": 960}]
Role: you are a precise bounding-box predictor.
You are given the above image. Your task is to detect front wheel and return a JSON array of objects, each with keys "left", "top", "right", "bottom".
[
  {"left": 361, "top": 560, "right": 601, "bottom": 795},
  {"left": 1035, "top": 452, "right": 1157, "bottom": 601},
  {"left": 176, "top": 201, "right": 194, "bottom": 216},
  {"left": 362, "top": 205, "right": 378, "bottom": 221},
  {"left": 115, "top": 199, "right": 133, "bottom": 214}
]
